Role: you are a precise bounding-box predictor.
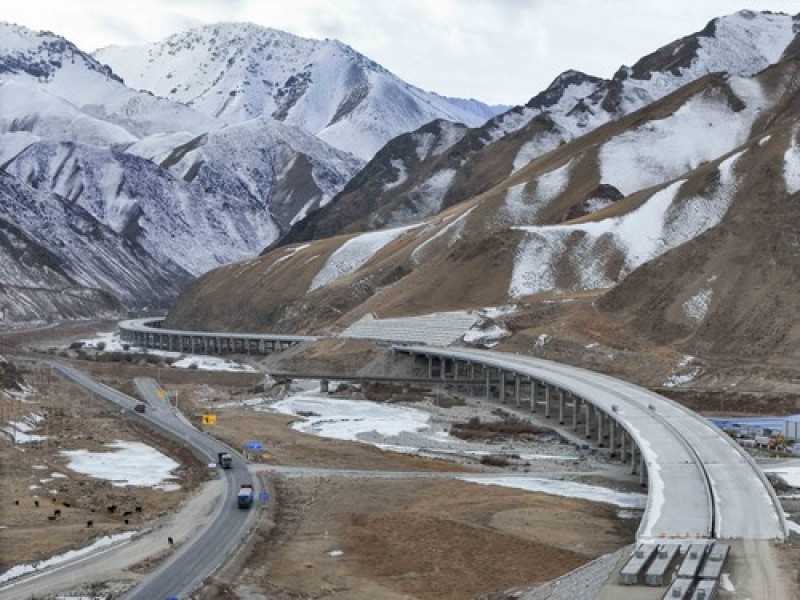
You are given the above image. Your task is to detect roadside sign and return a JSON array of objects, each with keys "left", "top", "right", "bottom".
[
  {"left": 259, "top": 491, "right": 270, "bottom": 501},
  {"left": 202, "top": 413, "right": 217, "bottom": 425},
  {"left": 157, "top": 389, "right": 164, "bottom": 398},
  {"left": 247, "top": 440, "right": 263, "bottom": 450}
]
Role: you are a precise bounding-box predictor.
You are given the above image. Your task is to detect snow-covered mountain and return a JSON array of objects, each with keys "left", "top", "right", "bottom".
[
  {"left": 0, "top": 23, "right": 221, "bottom": 137},
  {"left": 94, "top": 23, "right": 504, "bottom": 160},
  {"left": 276, "top": 10, "right": 800, "bottom": 246},
  {"left": 0, "top": 23, "right": 373, "bottom": 320},
  {"left": 165, "top": 12, "right": 800, "bottom": 381},
  {"left": 0, "top": 171, "right": 190, "bottom": 322}
]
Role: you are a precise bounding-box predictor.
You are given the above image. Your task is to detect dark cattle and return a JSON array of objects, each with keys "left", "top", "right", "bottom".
[
  {"left": 34, "top": 500, "right": 39, "bottom": 508},
  {"left": 47, "top": 515, "right": 56, "bottom": 521},
  {"left": 62, "top": 502, "right": 70, "bottom": 508},
  {"left": 14, "top": 500, "right": 19, "bottom": 505},
  {"left": 52, "top": 497, "right": 56, "bottom": 503},
  {"left": 54, "top": 509, "right": 61, "bottom": 516},
  {"left": 167, "top": 537, "right": 174, "bottom": 545},
  {"left": 87, "top": 520, "right": 93, "bottom": 528},
  {"left": 124, "top": 518, "right": 129, "bottom": 524},
  {"left": 107, "top": 505, "right": 117, "bottom": 513},
  {"left": 135, "top": 506, "right": 142, "bottom": 513},
  {"left": 122, "top": 511, "right": 132, "bottom": 517}
]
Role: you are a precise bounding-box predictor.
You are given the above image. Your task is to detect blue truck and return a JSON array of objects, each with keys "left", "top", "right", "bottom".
[{"left": 237, "top": 484, "right": 254, "bottom": 509}]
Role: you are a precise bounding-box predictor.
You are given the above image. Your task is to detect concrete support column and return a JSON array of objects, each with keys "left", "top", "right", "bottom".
[
  {"left": 585, "top": 403, "right": 592, "bottom": 438},
  {"left": 597, "top": 410, "right": 604, "bottom": 447},
  {"left": 529, "top": 380, "right": 536, "bottom": 413},
  {"left": 558, "top": 390, "right": 565, "bottom": 424},
  {"left": 485, "top": 368, "right": 491, "bottom": 401},
  {"left": 469, "top": 363, "right": 476, "bottom": 380},
  {"left": 544, "top": 385, "right": 551, "bottom": 418},
  {"left": 428, "top": 356, "right": 433, "bottom": 378},
  {"left": 609, "top": 420, "right": 616, "bottom": 457},
  {"left": 572, "top": 396, "right": 579, "bottom": 431},
  {"left": 514, "top": 375, "right": 521, "bottom": 407},
  {"left": 320, "top": 379, "right": 329, "bottom": 393},
  {"left": 499, "top": 371, "right": 506, "bottom": 404},
  {"left": 440, "top": 357, "right": 447, "bottom": 380},
  {"left": 631, "top": 445, "right": 638, "bottom": 474},
  {"left": 639, "top": 456, "right": 647, "bottom": 487},
  {"left": 620, "top": 430, "right": 627, "bottom": 461}
]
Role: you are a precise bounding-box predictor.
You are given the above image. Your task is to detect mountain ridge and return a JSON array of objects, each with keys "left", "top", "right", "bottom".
[{"left": 94, "top": 21, "right": 505, "bottom": 159}]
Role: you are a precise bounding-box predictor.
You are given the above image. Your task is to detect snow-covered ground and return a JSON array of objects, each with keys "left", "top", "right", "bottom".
[
  {"left": 267, "top": 381, "right": 645, "bottom": 508},
  {"left": 458, "top": 475, "right": 646, "bottom": 509},
  {"left": 60, "top": 440, "right": 180, "bottom": 489},
  {"left": 76, "top": 331, "right": 255, "bottom": 372},
  {"left": 309, "top": 223, "right": 420, "bottom": 291},
  {"left": 0, "top": 532, "right": 135, "bottom": 584},
  {"left": 509, "top": 151, "right": 742, "bottom": 297},
  {"left": 2, "top": 412, "right": 47, "bottom": 444},
  {"left": 763, "top": 465, "right": 800, "bottom": 488}
]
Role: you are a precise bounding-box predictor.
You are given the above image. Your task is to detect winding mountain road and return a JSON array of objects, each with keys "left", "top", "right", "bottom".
[{"left": 1, "top": 362, "right": 261, "bottom": 600}]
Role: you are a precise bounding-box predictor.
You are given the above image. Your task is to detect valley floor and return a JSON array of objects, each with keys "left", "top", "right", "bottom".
[{"left": 2, "top": 323, "right": 800, "bottom": 599}]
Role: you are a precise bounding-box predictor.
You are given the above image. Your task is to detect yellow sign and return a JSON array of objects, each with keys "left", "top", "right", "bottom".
[
  {"left": 157, "top": 389, "right": 164, "bottom": 398},
  {"left": 202, "top": 413, "right": 217, "bottom": 425}
]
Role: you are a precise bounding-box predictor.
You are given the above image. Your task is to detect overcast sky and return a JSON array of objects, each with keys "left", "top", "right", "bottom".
[{"left": 5, "top": 0, "right": 797, "bottom": 105}]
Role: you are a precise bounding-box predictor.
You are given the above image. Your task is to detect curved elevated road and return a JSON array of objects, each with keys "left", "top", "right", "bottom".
[
  {"left": 42, "top": 363, "right": 261, "bottom": 599},
  {"left": 394, "top": 346, "right": 786, "bottom": 541},
  {"left": 118, "top": 318, "right": 786, "bottom": 542}
]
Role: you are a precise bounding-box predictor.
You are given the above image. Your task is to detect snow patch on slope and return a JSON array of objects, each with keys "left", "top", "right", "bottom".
[
  {"left": 411, "top": 208, "right": 475, "bottom": 264},
  {"left": 503, "top": 161, "right": 572, "bottom": 224},
  {"left": 511, "top": 132, "right": 563, "bottom": 173},
  {"left": 310, "top": 224, "right": 420, "bottom": 291},
  {"left": 599, "top": 79, "right": 763, "bottom": 195},
  {"left": 784, "top": 133, "right": 800, "bottom": 195},
  {"left": 510, "top": 151, "right": 741, "bottom": 297},
  {"left": 683, "top": 288, "right": 713, "bottom": 322}
]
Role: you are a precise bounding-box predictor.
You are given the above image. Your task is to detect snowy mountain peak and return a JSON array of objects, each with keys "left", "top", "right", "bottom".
[
  {"left": 95, "top": 22, "right": 503, "bottom": 159},
  {"left": 526, "top": 70, "right": 603, "bottom": 111},
  {"left": 628, "top": 9, "right": 798, "bottom": 81},
  {"left": 0, "top": 22, "right": 121, "bottom": 84}
]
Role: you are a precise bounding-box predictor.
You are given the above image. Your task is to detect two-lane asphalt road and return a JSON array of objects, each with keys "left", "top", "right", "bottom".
[{"left": 40, "top": 363, "right": 261, "bottom": 600}]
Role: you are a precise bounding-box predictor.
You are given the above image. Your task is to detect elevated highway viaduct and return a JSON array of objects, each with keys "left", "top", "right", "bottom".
[{"left": 118, "top": 318, "right": 786, "bottom": 544}]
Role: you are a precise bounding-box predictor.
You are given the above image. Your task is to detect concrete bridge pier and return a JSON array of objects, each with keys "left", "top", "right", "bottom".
[
  {"left": 608, "top": 419, "right": 616, "bottom": 457},
  {"left": 558, "top": 389, "right": 566, "bottom": 424},
  {"left": 543, "top": 385, "right": 551, "bottom": 418},
  {"left": 514, "top": 375, "right": 521, "bottom": 407},
  {"left": 584, "top": 403, "right": 592, "bottom": 439},
  {"left": 529, "top": 379, "right": 537, "bottom": 413},
  {"left": 571, "top": 395, "right": 580, "bottom": 431},
  {"left": 596, "top": 409, "right": 605, "bottom": 447}
]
